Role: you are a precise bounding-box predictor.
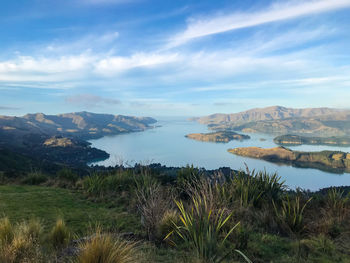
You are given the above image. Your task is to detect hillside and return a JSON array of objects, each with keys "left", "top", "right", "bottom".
[
  {"left": 0, "top": 111, "right": 156, "bottom": 141},
  {"left": 0, "top": 112, "right": 156, "bottom": 167},
  {"left": 193, "top": 106, "right": 350, "bottom": 136}
]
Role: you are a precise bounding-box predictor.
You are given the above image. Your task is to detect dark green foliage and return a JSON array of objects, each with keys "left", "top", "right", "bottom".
[
  {"left": 273, "top": 195, "right": 312, "bottom": 236},
  {"left": 176, "top": 165, "right": 203, "bottom": 192},
  {"left": 57, "top": 168, "right": 79, "bottom": 185},
  {"left": 21, "top": 172, "right": 48, "bottom": 185}
]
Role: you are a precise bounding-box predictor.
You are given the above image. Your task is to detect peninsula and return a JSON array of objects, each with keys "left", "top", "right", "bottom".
[
  {"left": 228, "top": 146, "right": 350, "bottom": 173},
  {"left": 274, "top": 134, "right": 350, "bottom": 146},
  {"left": 0, "top": 112, "right": 156, "bottom": 166},
  {"left": 185, "top": 131, "right": 250, "bottom": 143}
]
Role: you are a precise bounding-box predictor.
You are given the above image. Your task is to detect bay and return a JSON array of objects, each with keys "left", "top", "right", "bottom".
[{"left": 89, "top": 118, "right": 350, "bottom": 191}]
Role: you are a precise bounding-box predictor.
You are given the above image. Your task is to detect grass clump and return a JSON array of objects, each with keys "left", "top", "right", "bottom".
[
  {"left": 0, "top": 217, "right": 44, "bottom": 263},
  {"left": 0, "top": 217, "right": 14, "bottom": 245},
  {"left": 49, "top": 218, "right": 71, "bottom": 249},
  {"left": 76, "top": 228, "right": 138, "bottom": 263},
  {"left": 21, "top": 171, "right": 48, "bottom": 185}
]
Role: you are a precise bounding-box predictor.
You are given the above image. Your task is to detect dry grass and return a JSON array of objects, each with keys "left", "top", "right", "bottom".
[
  {"left": 76, "top": 228, "right": 138, "bottom": 263},
  {"left": 0, "top": 217, "right": 43, "bottom": 263}
]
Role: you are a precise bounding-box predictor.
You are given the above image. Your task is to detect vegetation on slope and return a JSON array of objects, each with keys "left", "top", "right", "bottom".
[{"left": 0, "top": 164, "right": 349, "bottom": 262}]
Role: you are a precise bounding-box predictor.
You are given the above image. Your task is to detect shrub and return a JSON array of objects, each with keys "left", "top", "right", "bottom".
[
  {"left": 57, "top": 168, "right": 79, "bottom": 186},
  {"left": 326, "top": 187, "right": 349, "bottom": 221},
  {"left": 167, "top": 195, "right": 247, "bottom": 263},
  {"left": 254, "top": 170, "right": 286, "bottom": 202},
  {"left": 22, "top": 172, "right": 48, "bottom": 185},
  {"left": 82, "top": 173, "right": 107, "bottom": 197},
  {"left": 49, "top": 218, "right": 70, "bottom": 249},
  {"left": 232, "top": 172, "right": 264, "bottom": 208},
  {"left": 76, "top": 228, "right": 137, "bottom": 263},
  {"left": 176, "top": 165, "right": 203, "bottom": 197},
  {"left": 135, "top": 175, "right": 171, "bottom": 241},
  {"left": 273, "top": 195, "right": 312, "bottom": 236},
  {"left": 157, "top": 210, "right": 179, "bottom": 242}
]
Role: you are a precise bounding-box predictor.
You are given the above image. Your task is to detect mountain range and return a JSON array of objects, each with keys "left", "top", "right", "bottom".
[
  {"left": 0, "top": 112, "right": 156, "bottom": 167},
  {"left": 192, "top": 106, "right": 350, "bottom": 136}
]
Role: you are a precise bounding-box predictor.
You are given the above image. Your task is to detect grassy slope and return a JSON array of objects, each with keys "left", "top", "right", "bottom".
[
  {"left": 0, "top": 185, "right": 141, "bottom": 235},
  {"left": 0, "top": 185, "right": 185, "bottom": 262}
]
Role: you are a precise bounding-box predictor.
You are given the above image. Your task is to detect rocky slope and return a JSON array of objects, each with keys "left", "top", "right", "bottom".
[
  {"left": 185, "top": 131, "right": 250, "bottom": 143},
  {"left": 192, "top": 106, "right": 350, "bottom": 136},
  {"left": 228, "top": 146, "right": 350, "bottom": 173}
]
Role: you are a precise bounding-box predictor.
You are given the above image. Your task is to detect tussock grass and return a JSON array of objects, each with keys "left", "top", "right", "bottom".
[
  {"left": 76, "top": 228, "right": 138, "bottom": 263},
  {"left": 0, "top": 217, "right": 44, "bottom": 263},
  {"left": 0, "top": 217, "right": 14, "bottom": 245},
  {"left": 49, "top": 218, "right": 71, "bottom": 249}
]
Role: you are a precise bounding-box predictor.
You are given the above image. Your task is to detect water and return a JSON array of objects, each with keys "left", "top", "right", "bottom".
[{"left": 89, "top": 117, "right": 350, "bottom": 191}]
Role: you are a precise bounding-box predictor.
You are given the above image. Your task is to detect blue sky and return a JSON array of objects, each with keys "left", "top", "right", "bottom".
[{"left": 0, "top": 0, "right": 350, "bottom": 117}]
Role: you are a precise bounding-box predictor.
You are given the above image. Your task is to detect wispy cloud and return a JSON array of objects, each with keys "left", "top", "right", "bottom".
[
  {"left": 95, "top": 52, "right": 180, "bottom": 75},
  {"left": 80, "top": 0, "right": 137, "bottom": 5},
  {"left": 169, "top": 0, "right": 350, "bottom": 47},
  {"left": 0, "top": 106, "right": 20, "bottom": 110},
  {"left": 65, "top": 94, "right": 121, "bottom": 107}
]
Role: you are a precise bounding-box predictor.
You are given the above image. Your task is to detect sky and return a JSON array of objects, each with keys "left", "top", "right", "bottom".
[{"left": 0, "top": 0, "right": 350, "bottom": 117}]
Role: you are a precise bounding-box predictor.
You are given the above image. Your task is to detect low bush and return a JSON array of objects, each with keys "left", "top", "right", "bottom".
[
  {"left": 57, "top": 168, "right": 79, "bottom": 187},
  {"left": 21, "top": 172, "right": 48, "bottom": 185}
]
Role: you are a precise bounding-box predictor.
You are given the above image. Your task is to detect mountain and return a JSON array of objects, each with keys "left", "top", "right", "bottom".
[
  {"left": 0, "top": 112, "right": 156, "bottom": 167},
  {"left": 193, "top": 106, "right": 350, "bottom": 136},
  {"left": 0, "top": 111, "right": 156, "bottom": 143}
]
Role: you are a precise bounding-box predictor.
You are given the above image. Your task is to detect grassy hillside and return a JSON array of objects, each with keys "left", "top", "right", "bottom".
[
  {"left": 0, "top": 166, "right": 349, "bottom": 262},
  {"left": 0, "top": 185, "right": 140, "bottom": 235}
]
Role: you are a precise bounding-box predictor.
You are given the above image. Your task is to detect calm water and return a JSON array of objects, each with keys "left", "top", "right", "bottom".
[{"left": 89, "top": 118, "right": 350, "bottom": 191}]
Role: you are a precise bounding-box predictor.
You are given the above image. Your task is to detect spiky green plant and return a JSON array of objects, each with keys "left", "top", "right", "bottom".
[
  {"left": 82, "top": 173, "right": 107, "bottom": 197},
  {"left": 233, "top": 172, "right": 264, "bottom": 208},
  {"left": 273, "top": 195, "right": 312, "bottom": 235},
  {"left": 166, "top": 195, "right": 250, "bottom": 263},
  {"left": 326, "top": 187, "right": 349, "bottom": 221},
  {"left": 254, "top": 170, "right": 286, "bottom": 201}
]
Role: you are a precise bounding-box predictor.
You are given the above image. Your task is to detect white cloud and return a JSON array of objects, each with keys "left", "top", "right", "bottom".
[
  {"left": 169, "top": 0, "right": 350, "bottom": 47},
  {"left": 65, "top": 94, "right": 121, "bottom": 107},
  {"left": 95, "top": 52, "right": 180, "bottom": 75}
]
